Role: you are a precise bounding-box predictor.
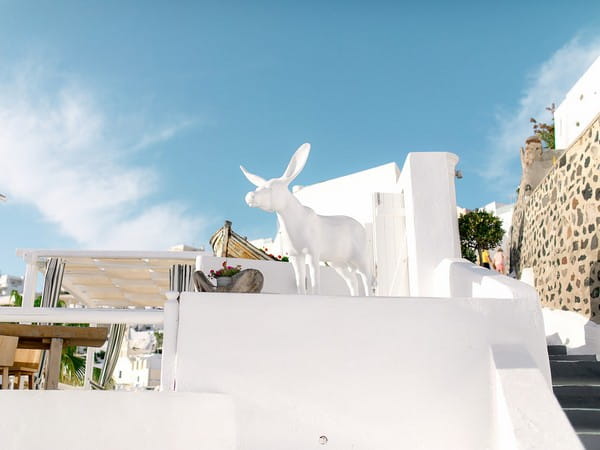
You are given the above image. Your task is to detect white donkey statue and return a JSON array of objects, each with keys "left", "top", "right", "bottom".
[{"left": 241, "top": 143, "right": 372, "bottom": 296}]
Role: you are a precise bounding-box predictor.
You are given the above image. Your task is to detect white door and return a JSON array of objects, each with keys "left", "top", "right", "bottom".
[{"left": 372, "top": 192, "right": 409, "bottom": 296}]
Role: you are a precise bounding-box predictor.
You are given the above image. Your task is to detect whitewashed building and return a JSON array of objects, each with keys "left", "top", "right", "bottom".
[
  {"left": 0, "top": 273, "right": 23, "bottom": 305},
  {"left": 482, "top": 201, "right": 514, "bottom": 252},
  {"left": 554, "top": 55, "right": 600, "bottom": 149},
  {"left": 113, "top": 326, "right": 161, "bottom": 390}
]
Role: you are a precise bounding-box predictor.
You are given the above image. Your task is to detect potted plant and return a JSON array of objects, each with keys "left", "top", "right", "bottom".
[{"left": 209, "top": 261, "right": 242, "bottom": 287}]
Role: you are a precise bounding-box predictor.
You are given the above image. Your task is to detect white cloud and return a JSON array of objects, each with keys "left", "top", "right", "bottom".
[
  {"left": 131, "top": 118, "right": 196, "bottom": 152},
  {"left": 0, "top": 65, "right": 205, "bottom": 250},
  {"left": 485, "top": 35, "right": 600, "bottom": 191}
]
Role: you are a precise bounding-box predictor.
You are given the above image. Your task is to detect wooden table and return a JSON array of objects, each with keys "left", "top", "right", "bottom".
[{"left": 0, "top": 324, "right": 108, "bottom": 389}]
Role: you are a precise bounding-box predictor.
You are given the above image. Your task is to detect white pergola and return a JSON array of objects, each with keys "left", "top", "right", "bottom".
[
  {"left": 12, "top": 249, "right": 207, "bottom": 390},
  {"left": 16, "top": 249, "right": 207, "bottom": 308}
]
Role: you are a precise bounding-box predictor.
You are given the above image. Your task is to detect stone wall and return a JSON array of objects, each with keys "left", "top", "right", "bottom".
[{"left": 511, "top": 114, "right": 600, "bottom": 322}]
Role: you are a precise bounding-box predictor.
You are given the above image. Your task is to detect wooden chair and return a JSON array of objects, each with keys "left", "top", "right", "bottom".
[
  {"left": 0, "top": 335, "right": 18, "bottom": 389},
  {"left": 10, "top": 349, "right": 42, "bottom": 389}
]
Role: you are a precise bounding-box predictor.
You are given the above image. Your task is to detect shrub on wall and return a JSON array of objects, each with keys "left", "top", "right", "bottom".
[{"left": 530, "top": 104, "right": 556, "bottom": 149}]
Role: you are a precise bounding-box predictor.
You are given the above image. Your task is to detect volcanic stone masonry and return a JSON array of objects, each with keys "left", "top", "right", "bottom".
[{"left": 511, "top": 114, "right": 600, "bottom": 323}]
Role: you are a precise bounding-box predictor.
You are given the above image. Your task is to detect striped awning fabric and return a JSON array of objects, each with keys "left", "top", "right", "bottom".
[
  {"left": 37, "top": 257, "right": 66, "bottom": 388},
  {"left": 91, "top": 323, "right": 126, "bottom": 390},
  {"left": 169, "top": 264, "right": 194, "bottom": 294}
]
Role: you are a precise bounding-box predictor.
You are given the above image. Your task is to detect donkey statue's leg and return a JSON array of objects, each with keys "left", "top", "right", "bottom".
[
  {"left": 306, "top": 254, "right": 321, "bottom": 295},
  {"left": 331, "top": 263, "right": 358, "bottom": 296},
  {"left": 290, "top": 255, "right": 307, "bottom": 294}
]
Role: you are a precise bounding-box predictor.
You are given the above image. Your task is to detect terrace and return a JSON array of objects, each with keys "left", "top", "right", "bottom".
[{"left": 0, "top": 152, "right": 581, "bottom": 449}]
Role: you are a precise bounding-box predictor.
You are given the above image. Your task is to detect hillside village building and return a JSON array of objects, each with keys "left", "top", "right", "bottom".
[{"left": 0, "top": 273, "right": 23, "bottom": 305}]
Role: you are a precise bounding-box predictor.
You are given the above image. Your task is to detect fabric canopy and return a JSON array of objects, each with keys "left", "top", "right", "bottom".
[
  {"left": 91, "top": 323, "right": 126, "bottom": 390},
  {"left": 36, "top": 257, "right": 66, "bottom": 388}
]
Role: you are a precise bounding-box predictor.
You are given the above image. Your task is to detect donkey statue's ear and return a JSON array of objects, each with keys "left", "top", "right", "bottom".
[
  {"left": 281, "top": 143, "right": 311, "bottom": 184},
  {"left": 240, "top": 166, "right": 267, "bottom": 187}
]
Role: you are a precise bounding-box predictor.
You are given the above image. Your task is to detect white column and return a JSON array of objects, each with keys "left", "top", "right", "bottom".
[
  {"left": 399, "top": 152, "right": 461, "bottom": 297},
  {"left": 21, "top": 251, "right": 39, "bottom": 308},
  {"left": 160, "top": 291, "right": 180, "bottom": 391},
  {"left": 83, "top": 323, "right": 97, "bottom": 389}
]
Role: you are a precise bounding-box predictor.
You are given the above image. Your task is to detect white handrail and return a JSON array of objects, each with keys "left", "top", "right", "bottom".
[
  {"left": 0, "top": 307, "right": 164, "bottom": 324},
  {"left": 15, "top": 248, "right": 205, "bottom": 260}
]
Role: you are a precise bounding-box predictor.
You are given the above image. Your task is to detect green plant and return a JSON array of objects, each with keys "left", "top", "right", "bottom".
[
  {"left": 530, "top": 104, "right": 555, "bottom": 149},
  {"left": 9, "top": 290, "right": 42, "bottom": 307},
  {"left": 209, "top": 260, "right": 242, "bottom": 279},
  {"left": 461, "top": 246, "right": 478, "bottom": 264},
  {"left": 60, "top": 346, "right": 86, "bottom": 386},
  {"left": 92, "top": 367, "right": 115, "bottom": 390},
  {"left": 154, "top": 330, "right": 164, "bottom": 354},
  {"left": 458, "top": 209, "right": 504, "bottom": 263}
]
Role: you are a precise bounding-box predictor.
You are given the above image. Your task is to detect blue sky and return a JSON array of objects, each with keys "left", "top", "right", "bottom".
[{"left": 1, "top": 1, "right": 599, "bottom": 276}]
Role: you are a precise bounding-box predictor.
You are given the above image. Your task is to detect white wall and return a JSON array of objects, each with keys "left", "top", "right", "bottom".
[
  {"left": 434, "top": 257, "right": 550, "bottom": 383},
  {"left": 293, "top": 162, "right": 401, "bottom": 226},
  {"left": 174, "top": 292, "right": 575, "bottom": 450},
  {"left": 482, "top": 201, "right": 514, "bottom": 254},
  {"left": 555, "top": 56, "right": 600, "bottom": 149},
  {"left": 543, "top": 307, "right": 600, "bottom": 356},
  {"left": 196, "top": 255, "right": 351, "bottom": 296},
  {"left": 0, "top": 391, "right": 236, "bottom": 450}
]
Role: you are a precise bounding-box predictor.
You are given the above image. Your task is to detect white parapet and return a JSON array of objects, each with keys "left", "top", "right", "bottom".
[
  {"left": 491, "top": 345, "right": 582, "bottom": 449},
  {"left": 543, "top": 307, "right": 600, "bottom": 356},
  {"left": 0, "top": 391, "right": 236, "bottom": 450},
  {"left": 172, "top": 292, "right": 573, "bottom": 449},
  {"left": 195, "top": 255, "right": 351, "bottom": 295}
]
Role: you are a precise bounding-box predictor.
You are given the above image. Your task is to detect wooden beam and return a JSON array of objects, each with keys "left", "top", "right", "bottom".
[
  {"left": 0, "top": 324, "right": 108, "bottom": 341},
  {"left": 45, "top": 338, "right": 63, "bottom": 390}
]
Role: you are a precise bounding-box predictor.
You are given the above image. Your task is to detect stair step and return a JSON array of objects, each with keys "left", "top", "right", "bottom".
[
  {"left": 578, "top": 432, "right": 600, "bottom": 450},
  {"left": 564, "top": 409, "right": 600, "bottom": 432},
  {"left": 550, "top": 354, "right": 598, "bottom": 361},
  {"left": 548, "top": 345, "right": 568, "bottom": 355},
  {"left": 554, "top": 386, "right": 600, "bottom": 408},
  {"left": 551, "top": 361, "right": 600, "bottom": 385}
]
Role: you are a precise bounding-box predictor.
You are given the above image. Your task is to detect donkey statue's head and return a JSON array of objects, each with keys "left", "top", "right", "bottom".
[{"left": 240, "top": 143, "right": 310, "bottom": 212}]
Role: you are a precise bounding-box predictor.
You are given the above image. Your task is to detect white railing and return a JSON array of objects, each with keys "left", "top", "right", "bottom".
[
  {"left": 0, "top": 304, "right": 169, "bottom": 390},
  {"left": 0, "top": 307, "right": 164, "bottom": 324}
]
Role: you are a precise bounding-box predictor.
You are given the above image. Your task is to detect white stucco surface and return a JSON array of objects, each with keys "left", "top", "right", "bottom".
[
  {"left": 433, "top": 258, "right": 550, "bottom": 383},
  {"left": 399, "top": 153, "right": 461, "bottom": 296},
  {"left": 491, "top": 346, "right": 582, "bottom": 449},
  {"left": 174, "top": 292, "right": 568, "bottom": 449},
  {"left": 543, "top": 307, "right": 600, "bottom": 356},
  {"left": 435, "top": 258, "right": 537, "bottom": 299},
  {"left": 0, "top": 391, "right": 236, "bottom": 450}
]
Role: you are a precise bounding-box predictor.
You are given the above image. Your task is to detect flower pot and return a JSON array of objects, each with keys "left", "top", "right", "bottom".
[{"left": 216, "top": 276, "right": 232, "bottom": 287}]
